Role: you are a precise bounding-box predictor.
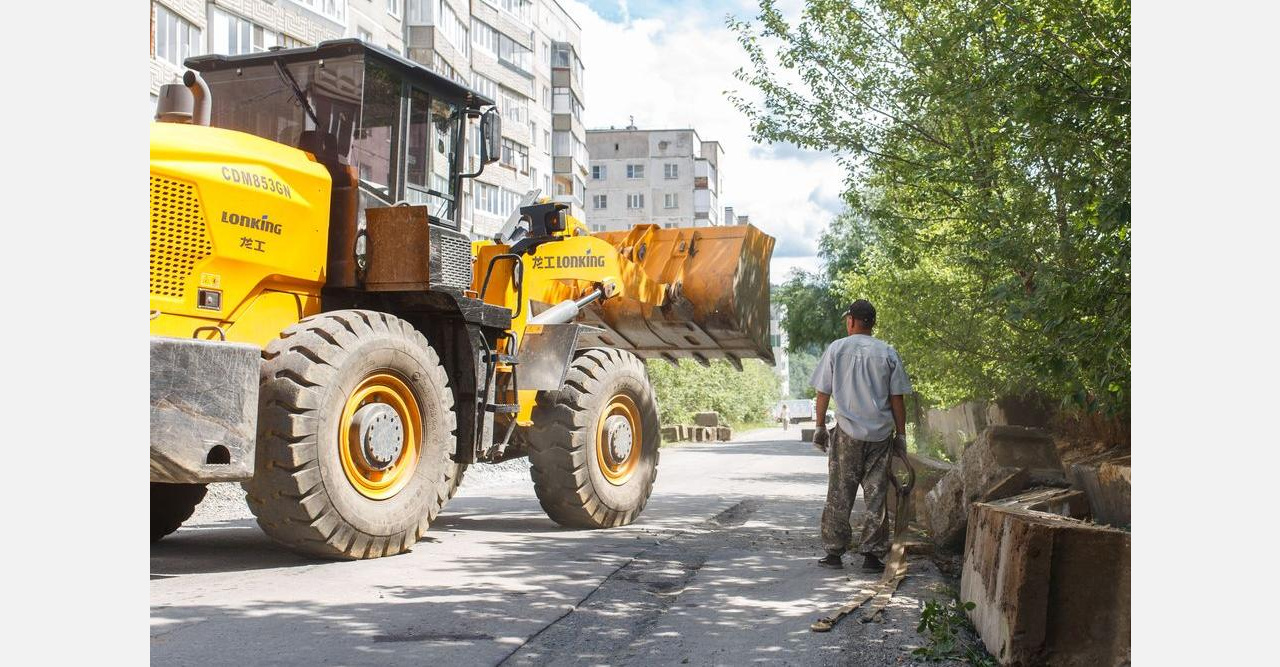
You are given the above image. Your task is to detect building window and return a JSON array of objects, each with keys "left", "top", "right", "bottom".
[
  {"left": 501, "top": 138, "right": 529, "bottom": 173},
  {"left": 591, "top": 165, "right": 605, "bottom": 180},
  {"left": 627, "top": 194, "right": 644, "bottom": 209},
  {"left": 541, "top": 86, "right": 550, "bottom": 111},
  {"left": 475, "top": 181, "right": 500, "bottom": 215},
  {"left": 626, "top": 164, "right": 644, "bottom": 179},
  {"left": 552, "top": 87, "right": 582, "bottom": 122},
  {"left": 482, "top": 0, "right": 532, "bottom": 21},
  {"left": 387, "top": 0, "right": 401, "bottom": 18},
  {"left": 664, "top": 163, "right": 679, "bottom": 179},
  {"left": 499, "top": 87, "right": 528, "bottom": 126},
  {"left": 593, "top": 194, "right": 607, "bottom": 209},
  {"left": 211, "top": 8, "right": 281, "bottom": 55},
  {"left": 471, "top": 18, "right": 531, "bottom": 75},
  {"left": 472, "top": 73, "right": 497, "bottom": 101},
  {"left": 664, "top": 193, "right": 678, "bottom": 209},
  {"left": 530, "top": 166, "right": 538, "bottom": 189},
  {"left": 436, "top": 0, "right": 469, "bottom": 57},
  {"left": 279, "top": 34, "right": 307, "bottom": 49},
  {"left": 543, "top": 130, "right": 551, "bottom": 153},
  {"left": 154, "top": 4, "right": 200, "bottom": 66},
  {"left": 357, "top": 27, "right": 372, "bottom": 43},
  {"left": 295, "top": 0, "right": 347, "bottom": 23}
]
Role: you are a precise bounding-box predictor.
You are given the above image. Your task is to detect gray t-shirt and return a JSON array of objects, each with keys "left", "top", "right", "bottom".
[{"left": 810, "top": 334, "right": 913, "bottom": 441}]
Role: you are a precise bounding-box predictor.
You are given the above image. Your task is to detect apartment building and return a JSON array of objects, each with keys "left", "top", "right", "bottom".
[
  {"left": 583, "top": 127, "right": 724, "bottom": 232},
  {"left": 148, "top": 0, "right": 588, "bottom": 239},
  {"left": 770, "top": 302, "right": 791, "bottom": 399}
]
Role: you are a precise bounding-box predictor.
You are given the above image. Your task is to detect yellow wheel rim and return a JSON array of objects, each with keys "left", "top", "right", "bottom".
[
  {"left": 595, "top": 393, "right": 642, "bottom": 486},
  {"left": 338, "top": 373, "right": 421, "bottom": 500}
]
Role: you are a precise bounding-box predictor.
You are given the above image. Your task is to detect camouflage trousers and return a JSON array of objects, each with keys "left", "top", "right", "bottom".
[{"left": 821, "top": 427, "right": 892, "bottom": 558}]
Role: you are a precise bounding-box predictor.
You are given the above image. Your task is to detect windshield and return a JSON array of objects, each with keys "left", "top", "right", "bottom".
[
  {"left": 202, "top": 55, "right": 363, "bottom": 164},
  {"left": 200, "top": 54, "right": 465, "bottom": 227}
]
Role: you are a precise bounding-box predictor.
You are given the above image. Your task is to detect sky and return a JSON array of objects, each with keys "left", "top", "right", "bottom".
[{"left": 561, "top": 0, "right": 847, "bottom": 283}]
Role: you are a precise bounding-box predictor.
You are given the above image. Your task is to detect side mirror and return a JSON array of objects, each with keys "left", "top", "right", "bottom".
[{"left": 480, "top": 108, "right": 502, "bottom": 165}]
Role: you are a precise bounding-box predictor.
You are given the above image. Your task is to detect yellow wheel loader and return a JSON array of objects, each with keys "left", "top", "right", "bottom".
[{"left": 150, "top": 40, "right": 775, "bottom": 559}]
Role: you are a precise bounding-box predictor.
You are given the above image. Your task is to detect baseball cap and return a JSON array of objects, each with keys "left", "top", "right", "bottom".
[{"left": 846, "top": 299, "right": 876, "bottom": 325}]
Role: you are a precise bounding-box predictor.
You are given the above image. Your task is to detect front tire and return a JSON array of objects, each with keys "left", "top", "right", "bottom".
[
  {"left": 243, "top": 310, "right": 456, "bottom": 559},
  {"left": 527, "top": 349, "right": 660, "bottom": 528}
]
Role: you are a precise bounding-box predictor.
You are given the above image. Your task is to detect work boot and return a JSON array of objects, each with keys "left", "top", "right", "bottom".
[
  {"left": 861, "top": 555, "right": 885, "bottom": 572},
  {"left": 817, "top": 554, "right": 843, "bottom": 569}
]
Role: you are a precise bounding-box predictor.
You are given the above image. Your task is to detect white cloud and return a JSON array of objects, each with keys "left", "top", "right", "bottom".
[{"left": 560, "top": 0, "right": 844, "bottom": 281}]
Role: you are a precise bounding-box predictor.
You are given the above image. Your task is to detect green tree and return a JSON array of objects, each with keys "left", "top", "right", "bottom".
[
  {"left": 647, "top": 359, "right": 781, "bottom": 426},
  {"left": 788, "top": 345, "right": 820, "bottom": 399},
  {"left": 730, "top": 0, "right": 1130, "bottom": 414}
]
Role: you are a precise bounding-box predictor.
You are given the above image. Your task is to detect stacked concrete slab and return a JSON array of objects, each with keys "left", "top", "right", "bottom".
[
  {"left": 922, "top": 425, "right": 1132, "bottom": 665},
  {"left": 659, "top": 413, "right": 732, "bottom": 443},
  {"left": 961, "top": 491, "right": 1130, "bottom": 665}
]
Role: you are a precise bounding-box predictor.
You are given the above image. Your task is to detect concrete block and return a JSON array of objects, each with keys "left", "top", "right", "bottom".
[
  {"left": 889, "top": 454, "right": 954, "bottom": 526},
  {"left": 960, "top": 426, "right": 1066, "bottom": 508},
  {"left": 801, "top": 427, "right": 816, "bottom": 441},
  {"left": 716, "top": 426, "right": 733, "bottom": 441},
  {"left": 661, "top": 426, "right": 680, "bottom": 442},
  {"left": 925, "top": 467, "right": 966, "bottom": 551},
  {"left": 703, "top": 427, "right": 717, "bottom": 442},
  {"left": 961, "top": 498, "right": 1130, "bottom": 666},
  {"left": 1069, "top": 452, "right": 1131, "bottom": 527},
  {"left": 694, "top": 411, "right": 721, "bottom": 427}
]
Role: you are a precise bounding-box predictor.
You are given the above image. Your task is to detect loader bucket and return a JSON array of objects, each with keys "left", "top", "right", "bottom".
[{"left": 577, "top": 224, "right": 776, "bottom": 367}]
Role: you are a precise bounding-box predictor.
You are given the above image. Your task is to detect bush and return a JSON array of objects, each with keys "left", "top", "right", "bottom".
[{"left": 646, "top": 358, "right": 781, "bottom": 427}]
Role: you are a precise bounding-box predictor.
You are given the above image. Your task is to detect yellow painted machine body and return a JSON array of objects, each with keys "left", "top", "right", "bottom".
[
  {"left": 472, "top": 213, "right": 776, "bottom": 424},
  {"left": 149, "top": 122, "right": 330, "bottom": 346}
]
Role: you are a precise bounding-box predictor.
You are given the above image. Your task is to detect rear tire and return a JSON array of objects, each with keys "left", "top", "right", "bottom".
[
  {"left": 243, "top": 310, "right": 456, "bottom": 559},
  {"left": 150, "top": 482, "right": 207, "bottom": 542},
  {"left": 527, "top": 348, "right": 660, "bottom": 528}
]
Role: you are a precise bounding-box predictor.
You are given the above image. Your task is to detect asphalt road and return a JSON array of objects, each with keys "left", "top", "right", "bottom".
[{"left": 151, "top": 427, "right": 956, "bottom": 666}]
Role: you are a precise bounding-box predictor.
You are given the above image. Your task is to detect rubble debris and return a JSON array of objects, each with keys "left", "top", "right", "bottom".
[
  {"left": 960, "top": 497, "right": 1130, "bottom": 666},
  {"left": 925, "top": 468, "right": 966, "bottom": 551},
  {"left": 1069, "top": 451, "right": 1131, "bottom": 527},
  {"left": 960, "top": 426, "right": 1066, "bottom": 505},
  {"left": 888, "top": 454, "right": 953, "bottom": 526}
]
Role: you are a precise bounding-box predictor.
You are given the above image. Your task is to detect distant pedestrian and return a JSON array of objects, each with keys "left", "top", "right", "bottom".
[
  {"left": 780, "top": 402, "right": 791, "bottom": 430},
  {"left": 809, "top": 299, "right": 913, "bottom": 572}
]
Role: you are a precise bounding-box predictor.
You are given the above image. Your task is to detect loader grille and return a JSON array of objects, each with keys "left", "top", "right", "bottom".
[
  {"left": 435, "top": 231, "right": 474, "bottom": 289},
  {"left": 150, "top": 175, "right": 212, "bottom": 300}
]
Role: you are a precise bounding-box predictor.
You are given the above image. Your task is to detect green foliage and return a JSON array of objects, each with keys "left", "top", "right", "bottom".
[
  {"left": 729, "top": 0, "right": 1130, "bottom": 416},
  {"left": 906, "top": 423, "right": 952, "bottom": 463},
  {"left": 646, "top": 359, "right": 781, "bottom": 426},
  {"left": 787, "top": 345, "right": 820, "bottom": 399},
  {"left": 915, "top": 593, "right": 995, "bottom": 666}
]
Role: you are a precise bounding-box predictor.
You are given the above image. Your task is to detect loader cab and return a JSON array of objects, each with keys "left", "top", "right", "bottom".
[{"left": 185, "top": 40, "right": 499, "bottom": 231}]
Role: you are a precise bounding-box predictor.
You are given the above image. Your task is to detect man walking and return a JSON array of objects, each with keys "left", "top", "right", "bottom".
[
  {"left": 810, "top": 300, "right": 913, "bottom": 571},
  {"left": 780, "top": 402, "right": 790, "bottom": 431}
]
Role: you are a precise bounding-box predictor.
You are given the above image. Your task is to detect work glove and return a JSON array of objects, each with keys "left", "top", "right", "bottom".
[
  {"left": 812, "top": 427, "right": 830, "bottom": 453},
  {"left": 892, "top": 433, "right": 908, "bottom": 454}
]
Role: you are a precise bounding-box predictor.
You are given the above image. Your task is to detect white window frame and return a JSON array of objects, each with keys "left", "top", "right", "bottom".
[
  {"left": 154, "top": 4, "right": 201, "bottom": 66},
  {"left": 591, "top": 165, "right": 606, "bottom": 180},
  {"left": 387, "top": 0, "right": 401, "bottom": 19},
  {"left": 211, "top": 7, "right": 277, "bottom": 56},
  {"left": 593, "top": 194, "right": 607, "bottom": 210},
  {"left": 664, "top": 163, "right": 679, "bottom": 179},
  {"left": 626, "top": 164, "right": 645, "bottom": 179},
  {"left": 627, "top": 193, "right": 644, "bottom": 210},
  {"left": 664, "top": 193, "right": 678, "bottom": 209}
]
